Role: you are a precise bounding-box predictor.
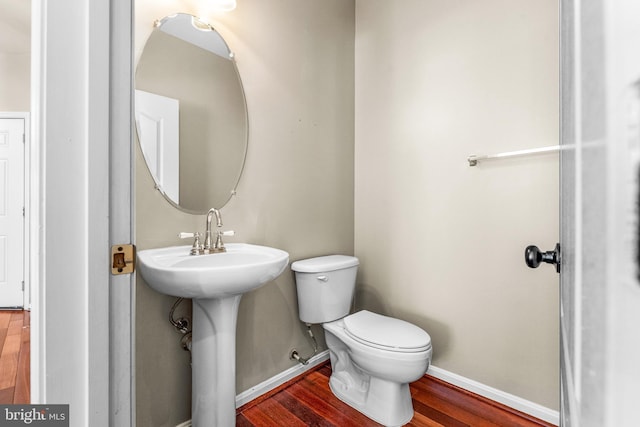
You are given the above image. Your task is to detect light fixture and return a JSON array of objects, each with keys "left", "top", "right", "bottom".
[{"left": 212, "top": 0, "right": 236, "bottom": 11}]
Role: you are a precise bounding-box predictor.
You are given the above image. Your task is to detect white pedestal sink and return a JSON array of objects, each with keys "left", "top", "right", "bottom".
[{"left": 137, "top": 243, "right": 289, "bottom": 427}]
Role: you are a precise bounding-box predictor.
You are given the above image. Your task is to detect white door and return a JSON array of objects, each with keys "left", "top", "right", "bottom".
[
  {"left": 135, "top": 89, "right": 180, "bottom": 203},
  {"left": 560, "top": 0, "right": 640, "bottom": 425},
  {"left": 0, "top": 117, "right": 24, "bottom": 308}
]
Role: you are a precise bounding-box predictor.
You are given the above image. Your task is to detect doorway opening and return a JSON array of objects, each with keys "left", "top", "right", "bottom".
[{"left": 0, "top": 113, "right": 31, "bottom": 404}]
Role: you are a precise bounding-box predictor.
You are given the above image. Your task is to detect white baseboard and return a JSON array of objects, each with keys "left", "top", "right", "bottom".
[
  {"left": 427, "top": 365, "right": 559, "bottom": 426},
  {"left": 235, "top": 350, "right": 330, "bottom": 407},
  {"left": 175, "top": 350, "right": 330, "bottom": 427}
]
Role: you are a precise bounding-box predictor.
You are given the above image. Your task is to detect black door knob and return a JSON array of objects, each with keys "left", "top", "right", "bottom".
[{"left": 525, "top": 243, "right": 561, "bottom": 273}]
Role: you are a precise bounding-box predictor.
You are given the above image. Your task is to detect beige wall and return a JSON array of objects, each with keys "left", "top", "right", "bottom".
[
  {"left": 135, "top": 1, "right": 355, "bottom": 426},
  {"left": 136, "top": 0, "right": 559, "bottom": 423},
  {"left": 354, "top": 0, "right": 559, "bottom": 410},
  {"left": 0, "top": 0, "right": 30, "bottom": 111},
  {"left": 0, "top": 53, "right": 30, "bottom": 111}
]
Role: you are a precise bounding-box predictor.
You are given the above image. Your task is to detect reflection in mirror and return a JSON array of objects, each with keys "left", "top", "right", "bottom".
[{"left": 135, "top": 13, "right": 248, "bottom": 213}]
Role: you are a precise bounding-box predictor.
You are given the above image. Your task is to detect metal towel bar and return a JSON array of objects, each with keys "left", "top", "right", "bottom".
[{"left": 467, "top": 145, "right": 560, "bottom": 166}]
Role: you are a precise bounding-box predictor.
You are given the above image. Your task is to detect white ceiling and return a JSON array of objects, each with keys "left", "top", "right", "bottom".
[{"left": 0, "top": 0, "right": 31, "bottom": 54}]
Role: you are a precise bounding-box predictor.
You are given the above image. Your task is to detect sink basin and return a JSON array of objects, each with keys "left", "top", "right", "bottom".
[
  {"left": 137, "top": 242, "right": 289, "bottom": 426},
  {"left": 137, "top": 243, "right": 289, "bottom": 298}
]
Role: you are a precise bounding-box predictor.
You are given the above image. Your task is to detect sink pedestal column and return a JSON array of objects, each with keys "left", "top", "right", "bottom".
[{"left": 192, "top": 294, "right": 242, "bottom": 427}]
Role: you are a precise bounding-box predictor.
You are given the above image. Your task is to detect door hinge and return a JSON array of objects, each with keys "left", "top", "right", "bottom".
[
  {"left": 111, "top": 244, "right": 136, "bottom": 275},
  {"left": 21, "top": 281, "right": 24, "bottom": 291},
  {"left": 22, "top": 133, "right": 25, "bottom": 143}
]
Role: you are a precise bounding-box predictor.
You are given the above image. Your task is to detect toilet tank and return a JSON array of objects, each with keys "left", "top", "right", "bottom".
[{"left": 291, "top": 255, "right": 359, "bottom": 324}]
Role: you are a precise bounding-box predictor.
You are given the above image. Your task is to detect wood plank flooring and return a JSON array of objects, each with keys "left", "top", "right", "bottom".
[
  {"left": 0, "top": 310, "right": 29, "bottom": 404},
  {"left": 237, "top": 363, "right": 556, "bottom": 427}
]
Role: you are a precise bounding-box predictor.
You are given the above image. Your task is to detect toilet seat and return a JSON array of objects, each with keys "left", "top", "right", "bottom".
[{"left": 343, "top": 310, "right": 431, "bottom": 353}]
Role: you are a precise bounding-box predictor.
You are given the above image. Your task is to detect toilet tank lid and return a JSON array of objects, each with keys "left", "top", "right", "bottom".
[{"left": 291, "top": 255, "right": 359, "bottom": 273}]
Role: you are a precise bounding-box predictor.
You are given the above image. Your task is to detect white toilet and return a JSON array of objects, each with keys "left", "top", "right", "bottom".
[{"left": 291, "top": 255, "right": 432, "bottom": 427}]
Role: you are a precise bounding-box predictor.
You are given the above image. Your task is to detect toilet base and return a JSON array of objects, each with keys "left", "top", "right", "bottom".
[{"left": 328, "top": 369, "right": 414, "bottom": 427}]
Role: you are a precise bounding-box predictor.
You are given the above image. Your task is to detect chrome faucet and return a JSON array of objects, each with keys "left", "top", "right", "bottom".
[
  {"left": 204, "top": 208, "right": 235, "bottom": 253},
  {"left": 204, "top": 208, "right": 223, "bottom": 253},
  {"left": 179, "top": 208, "right": 234, "bottom": 255}
]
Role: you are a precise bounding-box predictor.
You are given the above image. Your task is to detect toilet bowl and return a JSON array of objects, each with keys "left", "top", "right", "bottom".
[{"left": 291, "top": 255, "right": 432, "bottom": 427}]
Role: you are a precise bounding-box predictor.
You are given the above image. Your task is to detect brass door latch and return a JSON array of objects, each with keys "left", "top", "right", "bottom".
[{"left": 112, "top": 244, "right": 136, "bottom": 274}]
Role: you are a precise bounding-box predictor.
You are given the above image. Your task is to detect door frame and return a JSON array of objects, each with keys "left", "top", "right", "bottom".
[
  {"left": 560, "top": 0, "right": 640, "bottom": 425},
  {"left": 31, "top": 0, "right": 134, "bottom": 425},
  {"left": 109, "top": 0, "right": 135, "bottom": 425},
  {"left": 0, "top": 112, "right": 30, "bottom": 310}
]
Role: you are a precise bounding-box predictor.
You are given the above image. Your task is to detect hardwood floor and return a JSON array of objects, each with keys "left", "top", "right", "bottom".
[
  {"left": 237, "top": 363, "right": 556, "bottom": 427},
  {"left": 0, "top": 310, "right": 29, "bottom": 404}
]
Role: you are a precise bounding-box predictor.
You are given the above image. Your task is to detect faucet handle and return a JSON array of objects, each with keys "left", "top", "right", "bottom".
[
  {"left": 178, "top": 232, "right": 203, "bottom": 255},
  {"left": 211, "top": 230, "right": 235, "bottom": 253}
]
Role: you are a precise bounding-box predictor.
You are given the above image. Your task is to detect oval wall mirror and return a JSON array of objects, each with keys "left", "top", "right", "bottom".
[{"left": 135, "top": 13, "right": 248, "bottom": 213}]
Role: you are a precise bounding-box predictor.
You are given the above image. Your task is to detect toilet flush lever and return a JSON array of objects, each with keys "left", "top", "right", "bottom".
[{"left": 317, "top": 275, "right": 329, "bottom": 282}]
